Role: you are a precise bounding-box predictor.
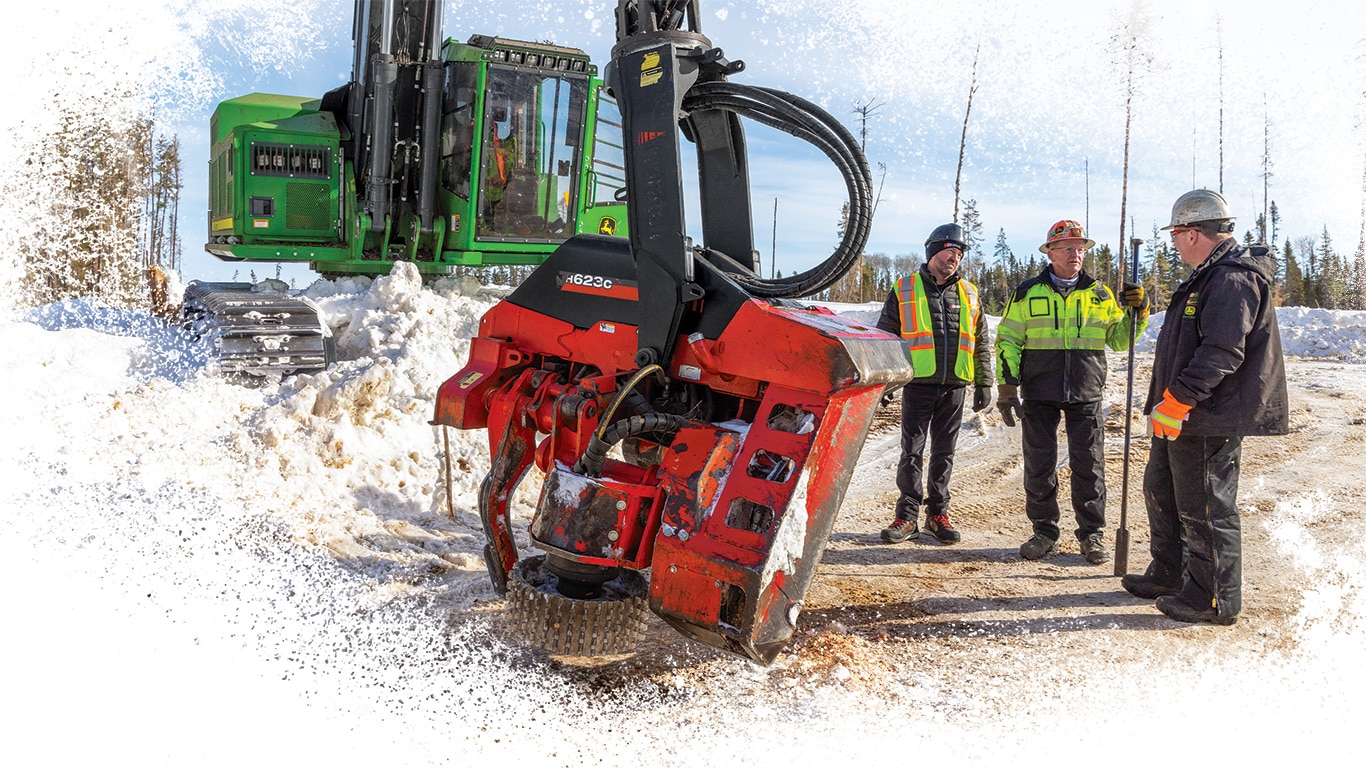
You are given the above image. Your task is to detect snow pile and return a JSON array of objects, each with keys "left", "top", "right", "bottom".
[{"left": 1274, "top": 307, "right": 1366, "bottom": 359}]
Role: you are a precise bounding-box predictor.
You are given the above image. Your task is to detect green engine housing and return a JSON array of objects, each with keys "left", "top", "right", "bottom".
[{"left": 206, "top": 36, "right": 628, "bottom": 277}]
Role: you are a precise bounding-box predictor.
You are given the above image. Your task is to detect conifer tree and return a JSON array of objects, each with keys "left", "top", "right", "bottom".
[
  {"left": 958, "top": 199, "right": 984, "bottom": 281},
  {"left": 1282, "top": 239, "right": 1303, "bottom": 306},
  {"left": 15, "top": 99, "right": 155, "bottom": 308},
  {"left": 1298, "top": 235, "right": 1320, "bottom": 307}
]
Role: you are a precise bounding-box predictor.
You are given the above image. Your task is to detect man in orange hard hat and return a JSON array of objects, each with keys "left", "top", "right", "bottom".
[{"left": 995, "top": 220, "right": 1149, "bottom": 565}]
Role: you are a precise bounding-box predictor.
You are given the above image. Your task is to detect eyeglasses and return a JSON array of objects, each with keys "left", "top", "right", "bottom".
[
  {"left": 1049, "top": 246, "right": 1086, "bottom": 254},
  {"left": 1169, "top": 227, "right": 1196, "bottom": 241}
]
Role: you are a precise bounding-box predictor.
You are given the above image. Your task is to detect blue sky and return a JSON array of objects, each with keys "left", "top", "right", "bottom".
[{"left": 4, "top": 0, "right": 1364, "bottom": 286}]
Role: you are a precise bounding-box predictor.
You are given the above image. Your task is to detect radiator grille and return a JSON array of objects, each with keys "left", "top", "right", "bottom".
[{"left": 250, "top": 143, "right": 331, "bottom": 179}]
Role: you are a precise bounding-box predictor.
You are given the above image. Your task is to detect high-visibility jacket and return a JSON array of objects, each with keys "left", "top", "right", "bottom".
[
  {"left": 876, "top": 266, "right": 991, "bottom": 387},
  {"left": 996, "top": 267, "right": 1145, "bottom": 403}
]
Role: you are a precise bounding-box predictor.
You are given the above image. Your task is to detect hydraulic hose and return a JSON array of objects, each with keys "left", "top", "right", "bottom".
[
  {"left": 575, "top": 413, "right": 689, "bottom": 477},
  {"left": 682, "top": 82, "right": 873, "bottom": 299}
]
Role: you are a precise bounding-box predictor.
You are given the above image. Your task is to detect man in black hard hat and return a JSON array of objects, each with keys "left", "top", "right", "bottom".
[
  {"left": 875, "top": 223, "right": 993, "bottom": 545},
  {"left": 1122, "top": 189, "right": 1288, "bottom": 625}
]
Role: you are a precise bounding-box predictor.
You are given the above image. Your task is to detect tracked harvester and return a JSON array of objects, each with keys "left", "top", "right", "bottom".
[
  {"left": 435, "top": 0, "right": 913, "bottom": 664},
  {"left": 195, "top": 0, "right": 629, "bottom": 376}
]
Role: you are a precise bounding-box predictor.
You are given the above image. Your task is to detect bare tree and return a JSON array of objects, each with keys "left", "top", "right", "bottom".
[
  {"left": 1357, "top": 155, "right": 1366, "bottom": 308},
  {"left": 1217, "top": 14, "right": 1225, "bottom": 193},
  {"left": 953, "top": 39, "right": 982, "bottom": 223},
  {"left": 1261, "top": 96, "right": 1273, "bottom": 244},
  {"left": 851, "top": 100, "right": 886, "bottom": 301},
  {"left": 1112, "top": 1, "right": 1155, "bottom": 292},
  {"left": 851, "top": 99, "right": 883, "bottom": 155}
]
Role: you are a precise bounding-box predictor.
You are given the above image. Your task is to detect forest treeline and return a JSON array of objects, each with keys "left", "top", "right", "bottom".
[
  {"left": 813, "top": 198, "right": 1366, "bottom": 314},
  {"left": 10, "top": 102, "right": 182, "bottom": 311},
  {"left": 11, "top": 104, "right": 1361, "bottom": 318}
]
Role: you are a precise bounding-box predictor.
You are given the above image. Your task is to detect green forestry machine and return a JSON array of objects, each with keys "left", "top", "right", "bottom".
[{"left": 189, "top": 0, "right": 628, "bottom": 375}]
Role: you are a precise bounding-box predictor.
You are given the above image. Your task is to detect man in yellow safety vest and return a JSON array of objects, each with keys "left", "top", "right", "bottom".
[{"left": 875, "top": 223, "right": 994, "bottom": 545}]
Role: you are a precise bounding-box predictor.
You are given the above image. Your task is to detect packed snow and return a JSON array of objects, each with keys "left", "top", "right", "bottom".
[{"left": 3, "top": 267, "right": 1364, "bottom": 765}]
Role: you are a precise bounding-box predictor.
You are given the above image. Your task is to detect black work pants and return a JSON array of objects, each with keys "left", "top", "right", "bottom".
[
  {"left": 1021, "top": 399, "right": 1106, "bottom": 542},
  {"left": 1142, "top": 434, "right": 1243, "bottom": 618},
  {"left": 895, "top": 383, "right": 967, "bottom": 519}
]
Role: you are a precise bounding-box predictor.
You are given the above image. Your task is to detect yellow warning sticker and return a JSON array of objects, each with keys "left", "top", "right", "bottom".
[{"left": 640, "top": 51, "right": 663, "bottom": 86}]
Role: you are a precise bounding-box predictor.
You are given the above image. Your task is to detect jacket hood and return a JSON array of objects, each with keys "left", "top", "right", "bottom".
[{"left": 1212, "top": 241, "right": 1277, "bottom": 282}]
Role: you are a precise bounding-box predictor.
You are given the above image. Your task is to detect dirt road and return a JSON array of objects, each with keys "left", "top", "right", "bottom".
[{"left": 535, "top": 354, "right": 1366, "bottom": 698}]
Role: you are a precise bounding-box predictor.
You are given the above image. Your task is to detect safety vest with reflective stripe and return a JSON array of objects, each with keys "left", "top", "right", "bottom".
[{"left": 896, "top": 272, "right": 980, "bottom": 382}]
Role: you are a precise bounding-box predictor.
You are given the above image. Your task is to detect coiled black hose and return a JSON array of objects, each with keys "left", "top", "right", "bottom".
[
  {"left": 575, "top": 413, "right": 689, "bottom": 477},
  {"left": 681, "top": 82, "right": 873, "bottom": 299}
]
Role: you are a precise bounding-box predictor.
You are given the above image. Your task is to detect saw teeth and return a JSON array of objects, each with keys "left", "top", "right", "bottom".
[{"left": 506, "top": 556, "right": 649, "bottom": 658}]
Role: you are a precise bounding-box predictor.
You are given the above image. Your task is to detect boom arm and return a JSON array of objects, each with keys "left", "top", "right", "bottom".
[
  {"left": 435, "top": 0, "right": 911, "bottom": 664},
  {"left": 606, "top": 0, "right": 875, "bottom": 368},
  {"left": 341, "top": 0, "right": 445, "bottom": 236},
  {"left": 607, "top": 0, "right": 753, "bottom": 368}
]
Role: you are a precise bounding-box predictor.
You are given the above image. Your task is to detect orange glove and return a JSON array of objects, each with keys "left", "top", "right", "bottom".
[{"left": 1150, "top": 388, "right": 1193, "bottom": 440}]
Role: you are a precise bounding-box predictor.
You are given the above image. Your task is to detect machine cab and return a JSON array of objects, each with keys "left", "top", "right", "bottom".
[{"left": 440, "top": 36, "right": 625, "bottom": 263}]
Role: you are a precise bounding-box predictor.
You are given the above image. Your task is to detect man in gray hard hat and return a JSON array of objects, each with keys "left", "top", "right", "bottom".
[
  {"left": 875, "top": 223, "right": 993, "bottom": 545},
  {"left": 1121, "top": 189, "right": 1288, "bottom": 625}
]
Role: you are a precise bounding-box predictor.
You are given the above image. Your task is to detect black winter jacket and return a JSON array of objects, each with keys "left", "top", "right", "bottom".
[{"left": 1144, "top": 240, "right": 1289, "bottom": 436}]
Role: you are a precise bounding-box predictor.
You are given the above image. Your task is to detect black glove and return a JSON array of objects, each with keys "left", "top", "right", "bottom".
[
  {"left": 997, "top": 383, "right": 1023, "bottom": 427},
  {"left": 1121, "top": 282, "right": 1149, "bottom": 313},
  {"left": 972, "top": 385, "right": 991, "bottom": 413},
  {"left": 880, "top": 387, "right": 900, "bottom": 409}
]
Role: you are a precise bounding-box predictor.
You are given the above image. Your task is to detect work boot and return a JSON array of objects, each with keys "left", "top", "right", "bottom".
[
  {"left": 1121, "top": 573, "right": 1179, "bottom": 600},
  {"left": 880, "top": 516, "right": 920, "bottom": 544},
  {"left": 1019, "top": 533, "right": 1057, "bottom": 561},
  {"left": 924, "top": 513, "right": 961, "bottom": 544},
  {"left": 1155, "top": 595, "right": 1237, "bottom": 626},
  {"left": 1079, "top": 532, "right": 1110, "bottom": 565}
]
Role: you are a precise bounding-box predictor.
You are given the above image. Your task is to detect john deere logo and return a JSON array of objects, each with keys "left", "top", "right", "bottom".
[{"left": 598, "top": 217, "right": 618, "bottom": 236}]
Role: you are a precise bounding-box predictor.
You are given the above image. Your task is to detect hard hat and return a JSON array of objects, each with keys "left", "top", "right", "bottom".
[
  {"left": 1038, "top": 220, "right": 1095, "bottom": 254},
  {"left": 924, "top": 223, "right": 967, "bottom": 260},
  {"left": 1161, "top": 188, "right": 1235, "bottom": 230}
]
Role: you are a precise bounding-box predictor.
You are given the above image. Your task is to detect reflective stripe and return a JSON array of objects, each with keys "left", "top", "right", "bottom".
[
  {"left": 997, "top": 275, "right": 1139, "bottom": 387},
  {"left": 1022, "top": 336, "right": 1108, "bottom": 350}
]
